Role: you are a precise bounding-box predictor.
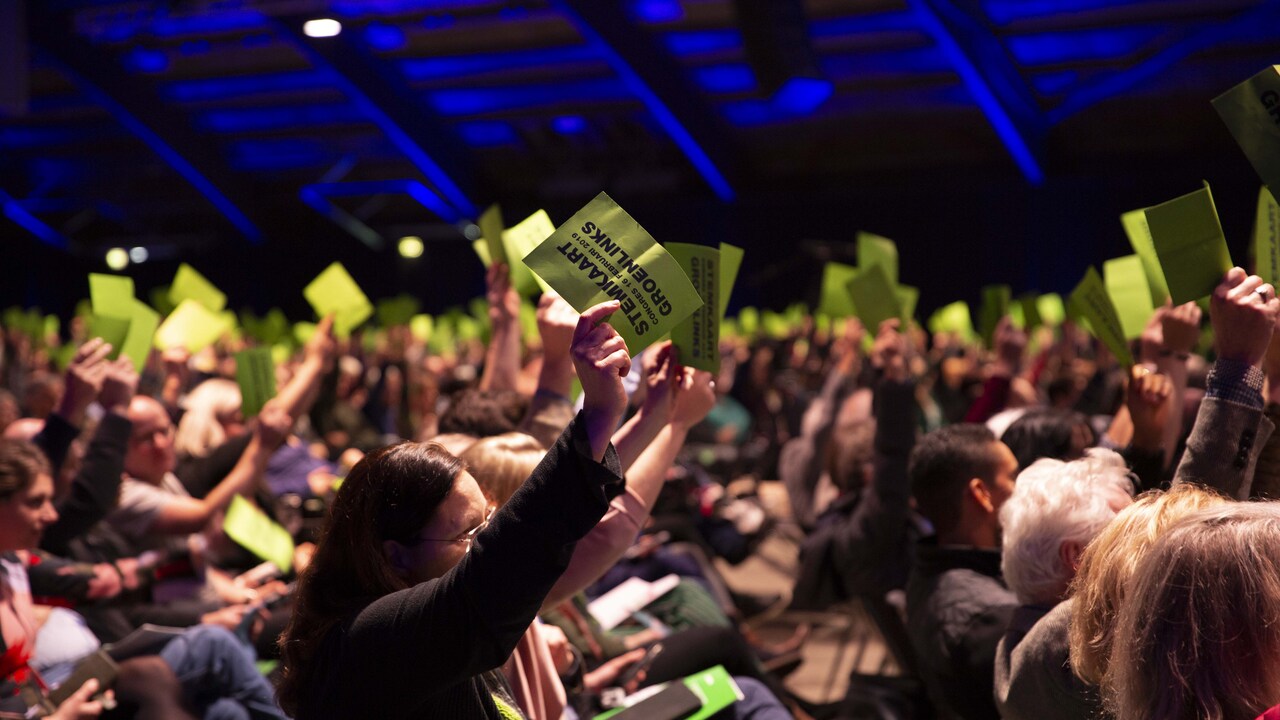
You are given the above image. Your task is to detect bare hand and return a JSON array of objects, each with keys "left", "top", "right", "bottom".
[
  {"left": 541, "top": 624, "right": 577, "bottom": 676},
  {"left": 671, "top": 368, "right": 716, "bottom": 429},
  {"left": 46, "top": 678, "right": 109, "bottom": 720},
  {"left": 60, "top": 339, "right": 112, "bottom": 424},
  {"left": 1161, "top": 301, "right": 1202, "bottom": 356},
  {"left": 573, "top": 301, "right": 631, "bottom": 459},
  {"left": 98, "top": 358, "right": 139, "bottom": 414},
  {"left": 872, "top": 319, "right": 907, "bottom": 382},
  {"left": 486, "top": 263, "right": 521, "bottom": 327},
  {"left": 306, "top": 314, "right": 338, "bottom": 372},
  {"left": 1126, "top": 366, "right": 1172, "bottom": 450},
  {"left": 641, "top": 341, "right": 678, "bottom": 418},
  {"left": 536, "top": 291, "right": 578, "bottom": 364},
  {"left": 254, "top": 402, "right": 293, "bottom": 450},
  {"left": 1211, "top": 267, "right": 1279, "bottom": 366},
  {"left": 584, "top": 648, "right": 649, "bottom": 694}
]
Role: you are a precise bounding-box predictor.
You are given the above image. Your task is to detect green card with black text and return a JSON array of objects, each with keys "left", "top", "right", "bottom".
[
  {"left": 718, "top": 243, "right": 744, "bottom": 318},
  {"left": 1069, "top": 266, "right": 1133, "bottom": 366},
  {"left": 1255, "top": 187, "right": 1280, "bottom": 286},
  {"left": 1213, "top": 66, "right": 1280, "bottom": 194},
  {"left": 1144, "top": 182, "right": 1232, "bottom": 305},
  {"left": 521, "top": 192, "right": 702, "bottom": 353},
  {"left": 235, "top": 348, "right": 277, "bottom": 418},
  {"left": 667, "top": 243, "right": 720, "bottom": 372}
]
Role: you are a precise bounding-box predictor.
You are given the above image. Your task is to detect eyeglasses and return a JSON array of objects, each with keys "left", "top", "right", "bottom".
[{"left": 410, "top": 505, "right": 495, "bottom": 552}]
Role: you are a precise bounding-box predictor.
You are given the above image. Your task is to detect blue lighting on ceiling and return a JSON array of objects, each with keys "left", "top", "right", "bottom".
[
  {"left": 302, "top": 178, "right": 460, "bottom": 225},
  {"left": 165, "top": 71, "right": 332, "bottom": 102},
  {"left": 1006, "top": 27, "right": 1162, "bottom": 66},
  {"left": 125, "top": 47, "right": 169, "bottom": 73},
  {"left": 664, "top": 30, "right": 742, "bottom": 57},
  {"left": 178, "top": 40, "right": 211, "bottom": 56},
  {"left": 773, "top": 77, "right": 834, "bottom": 114},
  {"left": 400, "top": 46, "right": 598, "bottom": 82},
  {"left": 721, "top": 99, "right": 775, "bottom": 126},
  {"left": 0, "top": 126, "right": 108, "bottom": 149},
  {"left": 364, "top": 22, "right": 407, "bottom": 51},
  {"left": 458, "top": 120, "right": 519, "bottom": 146},
  {"left": 694, "top": 64, "right": 756, "bottom": 93},
  {"left": 1030, "top": 69, "right": 1078, "bottom": 96},
  {"left": 984, "top": 0, "right": 1150, "bottom": 26},
  {"left": 422, "top": 14, "right": 457, "bottom": 29},
  {"left": 1, "top": 188, "right": 70, "bottom": 249},
  {"left": 809, "top": 11, "right": 919, "bottom": 38},
  {"left": 820, "top": 47, "right": 951, "bottom": 77},
  {"left": 632, "top": 0, "right": 684, "bottom": 23},
  {"left": 82, "top": 9, "right": 267, "bottom": 42},
  {"left": 429, "top": 78, "right": 631, "bottom": 115},
  {"left": 552, "top": 114, "right": 588, "bottom": 134},
  {"left": 228, "top": 138, "right": 331, "bottom": 172},
  {"left": 199, "top": 104, "right": 364, "bottom": 133}
]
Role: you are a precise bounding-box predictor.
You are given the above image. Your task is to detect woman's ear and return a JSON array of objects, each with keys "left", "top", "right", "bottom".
[{"left": 382, "top": 539, "right": 409, "bottom": 577}]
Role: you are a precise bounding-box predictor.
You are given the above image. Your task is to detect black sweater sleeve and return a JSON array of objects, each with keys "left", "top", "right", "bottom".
[
  {"left": 40, "top": 413, "right": 132, "bottom": 556},
  {"left": 33, "top": 412, "right": 79, "bottom": 477},
  {"left": 331, "top": 413, "right": 623, "bottom": 716}
]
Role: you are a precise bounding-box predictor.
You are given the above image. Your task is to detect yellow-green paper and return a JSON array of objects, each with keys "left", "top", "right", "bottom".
[
  {"left": 1069, "top": 267, "right": 1133, "bottom": 367},
  {"left": 1256, "top": 187, "right": 1280, "bottom": 286},
  {"left": 521, "top": 192, "right": 703, "bottom": 354},
  {"left": 847, "top": 264, "right": 902, "bottom": 331},
  {"left": 303, "top": 262, "right": 374, "bottom": 338},
  {"left": 857, "top": 232, "right": 898, "bottom": 284},
  {"left": 1121, "top": 209, "right": 1171, "bottom": 306},
  {"left": 979, "top": 285, "right": 1011, "bottom": 347},
  {"left": 118, "top": 300, "right": 160, "bottom": 373},
  {"left": 503, "top": 210, "right": 556, "bottom": 295},
  {"left": 234, "top": 348, "right": 277, "bottom": 418},
  {"left": 718, "top": 243, "right": 744, "bottom": 318},
  {"left": 1103, "top": 255, "right": 1155, "bottom": 340},
  {"left": 667, "top": 243, "right": 720, "bottom": 372},
  {"left": 1144, "top": 182, "right": 1232, "bottom": 305},
  {"left": 477, "top": 204, "right": 506, "bottom": 267},
  {"left": 224, "top": 495, "right": 294, "bottom": 572},
  {"left": 154, "top": 300, "right": 228, "bottom": 353},
  {"left": 1213, "top": 66, "right": 1280, "bottom": 194},
  {"left": 818, "top": 263, "right": 858, "bottom": 318},
  {"left": 169, "top": 264, "right": 227, "bottom": 313},
  {"left": 89, "top": 274, "right": 135, "bottom": 320},
  {"left": 928, "top": 301, "right": 974, "bottom": 342}
]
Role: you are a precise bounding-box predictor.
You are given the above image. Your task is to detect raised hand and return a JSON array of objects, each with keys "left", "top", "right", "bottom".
[
  {"left": 58, "top": 339, "right": 113, "bottom": 426},
  {"left": 254, "top": 402, "right": 293, "bottom": 451},
  {"left": 872, "top": 318, "right": 908, "bottom": 382},
  {"left": 572, "top": 301, "right": 631, "bottom": 460},
  {"left": 536, "top": 290, "right": 578, "bottom": 365},
  {"left": 641, "top": 340, "right": 678, "bottom": 419},
  {"left": 993, "top": 316, "right": 1027, "bottom": 376},
  {"left": 1127, "top": 366, "right": 1172, "bottom": 451},
  {"left": 1211, "top": 267, "right": 1279, "bottom": 367},
  {"left": 305, "top": 314, "right": 338, "bottom": 372},
  {"left": 98, "top": 358, "right": 139, "bottom": 415},
  {"left": 671, "top": 368, "right": 716, "bottom": 430},
  {"left": 485, "top": 263, "right": 520, "bottom": 327}
]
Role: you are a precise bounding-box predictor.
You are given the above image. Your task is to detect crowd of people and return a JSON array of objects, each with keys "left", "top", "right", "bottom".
[{"left": 3, "top": 259, "right": 1280, "bottom": 720}]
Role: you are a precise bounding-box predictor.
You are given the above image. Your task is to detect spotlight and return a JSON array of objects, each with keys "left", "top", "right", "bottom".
[
  {"left": 129, "top": 247, "right": 149, "bottom": 263},
  {"left": 398, "top": 236, "right": 424, "bottom": 259},
  {"left": 105, "top": 248, "right": 129, "bottom": 270},
  {"left": 303, "top": 18, "right": 342, "bottom": 38}
]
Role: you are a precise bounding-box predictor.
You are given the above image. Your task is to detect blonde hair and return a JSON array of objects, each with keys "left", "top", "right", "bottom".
[
  {"left": 1108, "top": 503, "right": 1280, "bottom": 720},
  {"left": 460, "top": 432, "right": 545, "bottom": 506},
  {"left": 174, "top": 378, "right": 242, "bottom": 459},
  {"left": 1068, "top": 483, "right": 1228, "bottom": 686}
]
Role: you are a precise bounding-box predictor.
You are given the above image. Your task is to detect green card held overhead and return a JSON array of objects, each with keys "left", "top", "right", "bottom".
[
  {"left": 897, "top": 285, "right": 919, "bottom": 322},
  {"left": 89, "top": 274, "right": 135, "bottom": 319},
  {"left": 149, "top": 285, "right": 176, "bottom": 316},
  {"left": 118, "top": 300, "right": 160, "bottom": 372},
  {"left": 817, "top": 263, "right": 858, "bottom": 318},
  {"left": 1069, "top": 266, "right": 1133, "bottom": 367},
  {"left": 1144, "top": 182, "right": 1232, "bottom": 305},
  {"left": 154, "top": 299, "right": 229, "bottom": 353},
  {"left": 477, "top": 203, "right": 506, "bottom": 267},
  {"left": 1103, "top": 255, "right": 1155, "bottom": 340},
  {"left": 1121, "top": 208, "right": 1171, "bottom": 306},
  {"left": 847, "top": 263, "right": 902, "bottom": 331},
  {"left": 234, "top": 348, "right": 277, "bottom": 418},
  {"left": 303, "top": 262, "right": 374, "bottom": 338},
  {"left": 979, "top": 285, "right": 1012, "bottom": 347},
  {"left": 377, "top": 295, "right": 420, "bottom": 327},
  {"left": 1213, "top": 66, "right": 1280, "bottom": 194},
  {"left": 521, "top": 191, "right": 703, "bottom": 354},
  {"left": 169, "top": 264, "right": 226, "bottom": 313},
  {"left": 88, "top": 314, "right": 131, "bottom": 359},
  {"left": 471, "top": 239, "right": 491, "bottom": 267},
  {"left": 503, "top": 210, "right": 557, "bottom": 295},
  {"left": 667, "top": 243, "right": 720, "bottom": 373},
  {"left": 928, "top": 301, "right": 975, "bottom": 341},
  {"left": 1037, "top": 294, "right": 1066, "bottom": 326},
  {"left": 224, "top": 495, "right": 294, "bottom": 572},
  {"left": 1017, "top": 293, "right": 1042, "bottom": 331},
  {"left": 409, "top": 314, "right": 433, "bottom": 343},
  {"left": 857, "top": 231, "right": 898, "bottom": 284},
  {"left": 717, "top": 243, "right": 744, "bottom": 317},
  {"left": 1256, "top": 187, "right": 1280, "bottom": 286}
]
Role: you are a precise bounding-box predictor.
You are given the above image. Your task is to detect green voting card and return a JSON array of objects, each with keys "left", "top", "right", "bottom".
[
  {"left": 149, "top": 285, "right": 176, "bottom": 316},
  {"left": 718, "top": 243, "right": 744, "bottom": 317},
  {"left": 1017, "top": 293, "right": 1042, "bottom": 331},
  {"left": 847, "top": 263, "right": 902, "bottom": 331},
  {"left": 1103, "top": 255, "right": 1155, "bottom": 340},
  {"left": 1144, "top": 182, "right": 1232, "bottom": 305},
  {"left": 1121, "top": 208, "right": 1171, "bottom": 306},
  {"left": 303, "top": 262, "right": 373, "bottom": 338},
  {"left": 1256, "top": 186, "right": 1280, "bottom": 285},
  {"left": 410, "top": 314, "right": 433, "bottom": 343},
  {"left": 169, "top": 264, "right": 226, "bottom": 313},
  {"left": 234, "top": 348, "right": 277, "bottom": 418},
  {"left": 683, "top": 665, "right": 743, "bottom": 720},
  {"left": 857, "top": 231, "right": 898, "bottom": 284},
  {"left": 154, "top": 299, "right": 228, "bottom": 353},
  {"left": 521, "top": 192, "right": 703, "bottom": 354},
  {"left": 89, "top": 274, "right": 135, "bottom": 319},
  {"left": 88, "top": 314, "right": 131, "bottom": 360},
  {"left": 224, "top": 495, "right": 294, "bottom": 572},
  {"left": 1069, "top": 267, "right": 1133, "bottom": 366},
  {"left": 667, "top": 243, "right": 720, "bottom": 372},
  {"left": 1037, "top": 294, "right": 1065, "bottom": 326},
  {"left": 818, "top": 263, "right": 858, "bottom": 318},
  {"left": 928, "top": 301, "right": 975, "bottom": 342},
  {"left": 1213, "top": 66, "right": 1280, "bottom": 194},
  {"left": 503, "top": 210, "right": 557, "bottom": 295},
  {"left": 377, "top": 295, "right": 420, "bottom": 327},
  {"left": 119, "top": 300, "right": 160, "bottom": 373},
  {"left": 979, "top": 285, "right": 1011, "bottom": 347},
  {"left": 477, "top": 204, "right": 506, "bottom": 267},
  {"left": 897, "top": 285, "right": 919, "bottom": 322},
  {"left": 738, "top": 307, "right": 759, "bottom": 337},
  {"left": 472, "top": 238, "right": 491, "bottom": 267}
]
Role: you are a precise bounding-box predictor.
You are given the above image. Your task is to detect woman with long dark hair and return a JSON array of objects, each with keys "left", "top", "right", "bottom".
[{"left": 277, "top": 301, "right": 632, "bottom": 719}]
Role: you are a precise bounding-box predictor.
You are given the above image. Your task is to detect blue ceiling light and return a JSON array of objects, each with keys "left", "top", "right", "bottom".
[
  {"left": 552, "top": 114, "right": 587, "bottom": 134},
  {"left": 632, "top": 0, "right": 684, "bottom": 23},
  {"left": 428, "top": 78, "right": 631, "bottom": 115},
  {"left": 458, "top": 120, "right": 519, "bottom": 146},
  {"left": 772, "top": 76, "right": 833, "bottom": 114},
  {"left": 228, "top": 138, "right": 330, "bottom": 172},
  {"left": 165, "top": 70, "right": 331, "bottom": 102},
  {"left": 0, "top": 188, "right": 70, "bottom": 249},
  {"left": 694, "top": 64, "right": 756, "bottom": 93},
  {"left": 983, "top": 0, "right": 1147, "bottom": 26},
  {"left": 400, "top": 45, "right": 598, "bottom": 82},
  {"left": 809, "top": 11, "right": 918, "bottom": 38},
  {"left": 199, "top": 104, "right": 364, "bottom": 133},
  {"left": 721, "top": 99, "right": 776, "bottom": 126},
  {"left": 178, "top": 39, "right": 211, "bottom": 56},
  {"left": 1006, "top": 26, "right": 1162, "bottom": 66},
  {"left": 664, "top": 30, "right": 743, "bottom": 57},
  {"left": 149, "top": 11, "right": 267, "bottom": 38},
  {"left": 125, "top": 47, "right": 168, "bottom": 73},
  {"left": 364, "top": 22, "right": 407, "bottom": 51}
]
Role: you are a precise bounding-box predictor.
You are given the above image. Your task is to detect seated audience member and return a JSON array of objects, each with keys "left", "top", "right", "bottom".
[
  {"left": 993, "top": 450, "right": 1134, "bottom": 720},
  {"left": 998, "top": 408, "right": 1094, "bottom": 472},
  {"left": 1108, "top": 503, "right": 1280, "bottom": 720},
  {"left": 904, "top": 422, "right": 1019, "bottom": 720}
]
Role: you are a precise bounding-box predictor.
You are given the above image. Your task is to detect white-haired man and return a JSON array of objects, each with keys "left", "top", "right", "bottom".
[{"left": 993, "top": 449, "right": 1134, "bottom": 720}]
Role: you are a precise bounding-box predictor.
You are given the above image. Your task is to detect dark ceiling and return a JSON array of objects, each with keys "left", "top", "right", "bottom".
[{"left": 3, "top": 0, "right": 1279, "bottom": 317}]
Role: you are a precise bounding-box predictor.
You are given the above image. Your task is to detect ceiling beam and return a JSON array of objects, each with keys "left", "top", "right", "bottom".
[
  {"left": 29, "top": 10, "right": 267, "bottom": 244},
  {"left": 1, "top": 187, "right": 71, "bottom": 250},
  {"left": 553, "top": 0, "right": 739, "bottom": 202},
  {"left": 276, "top": 15, "right": 479, "bottom": 220},
  {"left": 908, "top": 0, "right": 1047, "bottom": 184}
]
